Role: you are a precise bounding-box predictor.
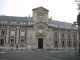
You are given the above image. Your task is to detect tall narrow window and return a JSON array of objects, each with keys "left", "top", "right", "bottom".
[
  {"left": 20, "top": 30, "right": 25, "bottom": 36},
  {"left": 0, "top": 39, "right": 4, "bottom": 45},
  {"left": 10, "top": 39, "right": 14, "bottom": 46},
  {"left": 67, "top": 33, "right": 70, "bottom": 39},
  {"left": 21, "top": 39, "right": 24, "bottom": 46},
  {"left": 55, "top": 41, "right": 58, "bottom": 47},
  {"left": 11, "top": 30, "right": 15, "bottom": 36},
  {"left": 68, "top": 41, "right": 71, "bottom": 47},
  {"left": 73, "top": 33, "right": 77, "bottom": 39},
  {"left": 1, "top": 29, "right": 5, "bottom": 36},
  {"left": 62, "top": 41, "right": 64, "bottom": 47},
  {"left": 55, "top": 32, "right": 57, "bottom": 38},
  {"left": 62, "top": 33, "right": 64, "bottom": 38}
]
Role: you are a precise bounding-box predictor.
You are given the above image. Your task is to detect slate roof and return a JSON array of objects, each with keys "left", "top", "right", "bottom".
[
  {"left": 52, "top": 20, "right": 78, "bottom": 30},
  {"left": 0, "top": 15, "right": 28, "bottom": 26},
  {"left": 0, "top": 15, "right": 78, "bottom": 30}
]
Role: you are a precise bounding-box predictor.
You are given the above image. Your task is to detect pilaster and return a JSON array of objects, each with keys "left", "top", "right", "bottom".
[{"left": 6, "top": 26, "right": 10, "bottom": 46}]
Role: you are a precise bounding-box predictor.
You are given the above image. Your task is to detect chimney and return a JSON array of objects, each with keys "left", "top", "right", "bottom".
[{"left": 73, "top": 21, "right": 76, "bottom": 26}]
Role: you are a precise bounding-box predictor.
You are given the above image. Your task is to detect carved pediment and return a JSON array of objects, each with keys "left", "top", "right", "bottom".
[{"left": 32, "top": 6, "right": 49, "bottom": 12}]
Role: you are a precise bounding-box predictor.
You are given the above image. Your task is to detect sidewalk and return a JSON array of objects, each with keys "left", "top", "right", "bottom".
[{"left": 73, "top": 52, "right": 80, "bottom": 56}]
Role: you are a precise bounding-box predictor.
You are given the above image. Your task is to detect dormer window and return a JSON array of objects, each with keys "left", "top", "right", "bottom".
[
  {"left": 20, "top": 22, "right": 26, "bottom": 24},
  {"left": 66, "top": 27, "right": 70, "bottom": 28},
  {"left": 10, "top": 22, "right": 17, "bottom": 24},
  {"left": 1, "top": 21, "right": 7, "bottom": 23},
  {"left": 60, "top": 26, "right": 64, "bottom": 28}
]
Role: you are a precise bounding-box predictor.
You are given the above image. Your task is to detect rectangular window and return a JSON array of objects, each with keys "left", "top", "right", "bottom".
[
  {"left": 1, "top": 21, "right": 4, "bottom": 23},
  {"left": 14, "top": 22, "right": 17, "bottom": 24},
  {"left": 73, "top": 33, "right": 77, "bottom": 39},
  {"left": 20, "top": 30, "right": 25, "bottom": 36},
  {"left": 21, "top": 40, "right": 24, "bottom": 46},
  {"left": 55, "top": 41, "right": 58, "bottom": 47},
  {"left": 11, "top": 30, "right": 15, "bottom": 36},
  {"left": 10, "top": 22, "right": 14, "bottom": 24},
  {"left": 68, "top": 41, "right": 71, "bottom": 47},
  {"left": 67, "top": 33, "right": 70, "bottom": 39},
  {"left": 62, "top": 41, "right": 64, "bottom": 47},
  {"left": 0, "top": 39, "right": 4, "bottom": 45},
  {"left": 55, "top": 32, "right": 57, "bottom": 38},
  {"left": 1, "top": 29, "right": 5, "bottom": 36},
  {"left": 62, "top": 33, "right": 64, "bottom": 38},
  {"left": 10, "top": 39, "right": 14, "bottom": 46}
]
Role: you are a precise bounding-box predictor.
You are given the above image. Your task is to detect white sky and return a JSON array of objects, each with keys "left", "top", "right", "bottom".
[{"left": 0, "top": 0, "right": 78, "bottom": 23}]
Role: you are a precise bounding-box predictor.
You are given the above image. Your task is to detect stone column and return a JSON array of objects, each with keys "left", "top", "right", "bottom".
[
  {"left": 59, "top": 29, "right": 61, "bottom": 50},
  {"left": 70, "top": 31, "right": 73, "bottom": 49},
  {"left": 16, "top": 27, "right": 20, "bottom": 45},
  {"left": 65, "top": 30, "right": 68, "bottom": 49},
  {"left": 6, "top": 26, "right": 10, "bottom": 46},
  {"left": 71, "top": 31, "right": 73, "bottom": 47}
]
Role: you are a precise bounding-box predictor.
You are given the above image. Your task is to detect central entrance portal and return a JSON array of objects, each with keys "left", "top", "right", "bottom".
[{"left": 38, "top": 38, "right": 43, "bottom": 49}]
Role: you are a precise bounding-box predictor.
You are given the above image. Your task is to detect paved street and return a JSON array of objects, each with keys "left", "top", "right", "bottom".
[{"left": 0, "top": 50, "right": 80, "bottom": 60}]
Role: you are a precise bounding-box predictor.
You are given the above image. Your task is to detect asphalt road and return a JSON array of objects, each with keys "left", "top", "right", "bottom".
[{"left": 0, "top": 50, "right": 80, "bottom": 60}]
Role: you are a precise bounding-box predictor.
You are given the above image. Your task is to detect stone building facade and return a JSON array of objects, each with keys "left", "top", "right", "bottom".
[{"left": 0, "top": 7, "right": 79, "bottom": 50}]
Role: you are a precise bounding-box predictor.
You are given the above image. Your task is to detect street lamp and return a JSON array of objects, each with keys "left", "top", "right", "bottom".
[
  {"left": 77, "top": 14, "right": 80, "bottom": 53},
  {"left": 75, "top": 0, "right": 80, "bottom": 54}
]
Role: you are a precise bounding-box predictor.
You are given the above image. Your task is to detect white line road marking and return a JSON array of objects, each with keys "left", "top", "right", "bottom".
[
  {"left": 0, "top": 52, "right": 6, "bottom": 53},
  {"left": 45, "top": 56, "right": 61, "bottom": 60}
]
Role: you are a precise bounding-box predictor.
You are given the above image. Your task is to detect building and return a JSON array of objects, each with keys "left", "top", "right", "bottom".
[{"left": 0, "top": 6, "right": 78, "bottom": 50}]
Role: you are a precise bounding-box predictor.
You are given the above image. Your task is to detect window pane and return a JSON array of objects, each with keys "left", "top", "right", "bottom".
[
  {"left": 21, "top": 40, "right": 24, "bottom": 46},
  {"left": 20, "top": 31, "right": 24, "bottom": 36},
  {"left": 62, "top": 33, "right": 64, "bottom": 38},
  {"left": 1, "top": 31, "right": 4, "bottom": 35},
  {"left": 62, "top": 41, "right": 64, "bottom": 47},
  {"left": 55, "top": 32, "right": 57, "bottom": 38},
  {"left": 11, "top": 39, "right": 14, "bottom": 46},
  {"left": 11, "top": 30, "right": 15, "bottom": 36},
  {"left": 0, "top": 39, "right": 4, "bottom": 45},
  {"left": 55, "top": 41, "right": 58, "bottom": 47},
  {"left": 68, "top": 41, "right": 71, "bottom": 47}
]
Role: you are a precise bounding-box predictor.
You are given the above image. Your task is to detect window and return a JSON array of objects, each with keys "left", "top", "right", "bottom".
[
  {"left": 62, "top": 41, "right": 65, "bottom": 47},
  {"left": 68, "top": 41, "right": 71, "bottom": 47},
  {"left": 67, "top": 33, "right": 70, "bottom": 38},
  {"left": 66, "top": 27, "right": 70, "bottom": 28},
  {"left": 11, "top": 30, "right": 15, "bottom": 36},
  {"left": 55, "top": 41, "right": 58, "bottom": 47},
  {"left": 10, "top": 39, "right": 14, "bottom": 46},
  {"left": 60, "top": 26, "right": 64, "bottom": 28},
  {"left": 10, "top": 22, "right": 14, "bottom": 24},
  {"left": 0, "top": 39, "right": 4, "bottom": 45},
  {"left": 1, "top": 21, "right": 4, "bottom": 23},
  {"left": 20, "top": 30, "right": 25, "bottom": 36},
  {"left": 73, "top": 34, "right": 76, "bottom": 39},
  {"left": 55, "top": 32, "right": 57, "bottom": 38},
  {"left": 53, "top": 25, "right": 58, "bottom": 27},
  {"left": 20, "top": 22, "right": 26, "bottom": 25},
  {"left": 62, "top": 33, "right": 64, "bottom": 38},
  {"left": 14, "top": 22, "right": 17, "bottom": 24},
  {"left": 21, "top": 40, "right": 24, "bottom": 46},
  {"left": 1, "top": 29, "right": 5, "bottom": 36},
  {"left": 1, "top": 21, "right": 7, "bottom": 23}
]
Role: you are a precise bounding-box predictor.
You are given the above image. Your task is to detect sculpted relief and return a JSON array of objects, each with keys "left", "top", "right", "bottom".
[
  {"left": 37, "top": 14, "right": 45, "bottom": 21},
  {"left": 36, "top": 26, "right": 45, "bottom": 36}
]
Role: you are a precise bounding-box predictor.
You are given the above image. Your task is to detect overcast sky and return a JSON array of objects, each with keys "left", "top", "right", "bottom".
[{"left": 0, "top": 0, "right": 78, "bottom": 23}]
